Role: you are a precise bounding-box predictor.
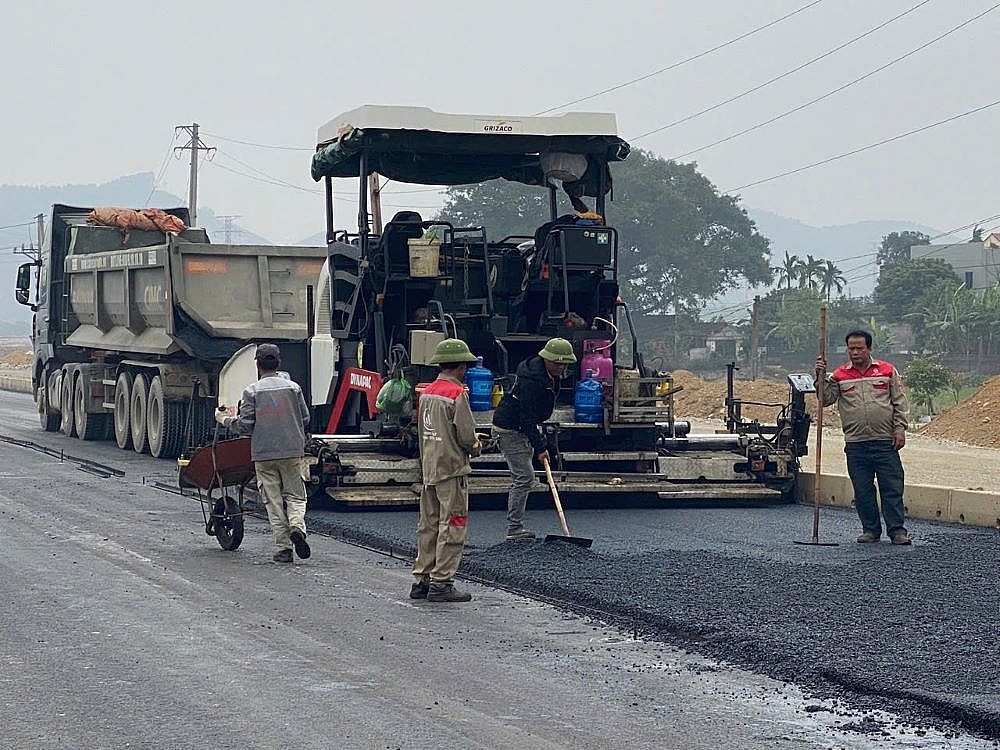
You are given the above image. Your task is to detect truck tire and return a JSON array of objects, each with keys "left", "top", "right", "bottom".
[
  {"left": 147, "top": 375, "right": 186, "bottom": 459},
  {"left": 74, "top": 376, "right": 110, "bottom": 441},
  {"left": 59, "top": 373, "right": 77, "bottom": 438},
  {"left": 37, "top": 376, "right": 60, "bottom": 432},
  {"left": 113, "top": 372, "right": 133, "bottom": 450},
  {"left": 130, "top": 372, "right": 150, "bottom": 454}
]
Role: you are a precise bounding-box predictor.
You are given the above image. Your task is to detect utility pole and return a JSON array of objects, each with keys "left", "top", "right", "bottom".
[
  {"left": 174, "top": 124, "right": 215, "bottom": 228},
  {"left": 36, "top": 214, "right": 45, "bottom": 252},
  {"left": 750, "top": 295, "right": 760, "bottom": 381}
]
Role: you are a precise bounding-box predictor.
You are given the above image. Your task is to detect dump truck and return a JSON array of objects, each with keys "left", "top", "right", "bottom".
[
  {"left": 294, "top": 105, "right": 815, "bottom": 506},
  {"left": 14, "top": 205, "right": 331, "bottom": 458}
]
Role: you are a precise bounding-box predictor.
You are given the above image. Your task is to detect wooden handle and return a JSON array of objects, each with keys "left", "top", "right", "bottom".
[
  {"left": 542, "top": 457, "right": 572, "bottom": 537},
  {"left": 812, "top": 304, "right": 827, "bottom": 541}
]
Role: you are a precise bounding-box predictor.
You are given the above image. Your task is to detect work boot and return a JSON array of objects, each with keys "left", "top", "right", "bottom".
[
  {"left": 890, "top": 532, "right": 913, "bottom": 546},
  {"left": 409, "top": 579, "right": 429, "bottom": 599},
  {"left": 290, "top": 528, "right": 311, "bottom": 559},
  {"left": 273, "top": 548, "right": 293, "bottom": 563},
  {"left": 505, "top": 528, "right": 536, "bottom": 541},
  {"left": 427, "top": 582, "right": 472, "bottom": 603},
  {"left": 856, "top": 531, "right": 881, "bottom": 544}
]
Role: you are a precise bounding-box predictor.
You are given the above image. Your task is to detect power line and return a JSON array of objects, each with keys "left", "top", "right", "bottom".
[
  {"left": 202, "top": 131, "right": 313, "bottom": 151},
  {"left": 672, "top": 2, "right": 1000, "bottom": 160},
  {"left": 532, "top": 0, "right": 827, "bottom": 115},
  {"left": 144, "top": 130, "right": 179, "bottom": 207},
  {"left": 0, "top": 221, "right": 36, "bottom": 232},
  {"left": 629, "top": 0, "right": 932, "bottom": 142},
  {"left": 726, "top": 97, "right": 1000, "bottom": 193}
]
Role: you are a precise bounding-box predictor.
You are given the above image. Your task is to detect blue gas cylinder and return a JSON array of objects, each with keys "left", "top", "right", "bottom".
[
  {"left": 574, "top": 369, "right": 604, "bottom": 424},
  {"left": 465, "top": 356, "right": 494, "bottom": 412}
]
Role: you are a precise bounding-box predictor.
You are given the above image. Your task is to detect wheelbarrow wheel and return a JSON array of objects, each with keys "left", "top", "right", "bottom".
[{"left": 213, "top": 495, "right": 244, "bottom": 551}]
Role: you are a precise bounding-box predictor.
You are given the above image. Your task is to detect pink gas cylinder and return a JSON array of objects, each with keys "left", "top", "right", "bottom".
[{"left": 581, "top": 339, "right": 613, "bottom": 385}]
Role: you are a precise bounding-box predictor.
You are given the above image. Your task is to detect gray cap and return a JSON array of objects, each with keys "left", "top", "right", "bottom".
[{"left": 255, "top": 343, "right": 281, "bottom": 362}]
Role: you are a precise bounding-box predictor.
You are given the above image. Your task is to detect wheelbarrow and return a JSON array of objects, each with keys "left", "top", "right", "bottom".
[{"left": 178, "top": 434, "right": 254, "bottom": 551}]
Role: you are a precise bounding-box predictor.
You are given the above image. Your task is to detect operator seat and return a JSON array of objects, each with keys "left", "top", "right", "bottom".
[{"left": 378, "top": 210, "right": 424, "bottom": 276}]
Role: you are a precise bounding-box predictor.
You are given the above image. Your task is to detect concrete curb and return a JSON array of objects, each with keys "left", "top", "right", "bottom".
[
  {"left": 798, "top": 471, "right": 1000, "bottom": 529},
  {"left": 0, "top": 374, "right": 32, "bottom": 395}
]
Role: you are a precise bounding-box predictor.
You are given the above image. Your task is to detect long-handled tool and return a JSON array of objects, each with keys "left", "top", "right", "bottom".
[
  {"left": 541, "top": 456, "right": 593, "bottom": 548},
  {"left": 795, "top": 303, "right": 839, "bottom": 547}
]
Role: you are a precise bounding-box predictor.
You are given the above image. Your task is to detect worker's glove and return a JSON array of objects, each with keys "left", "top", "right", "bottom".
[
  {"left": 215, "top": 406, "right": 231, "bottom": 427},
  {"left": 475, "top": 432, "right": 497, "bottom": 453}
]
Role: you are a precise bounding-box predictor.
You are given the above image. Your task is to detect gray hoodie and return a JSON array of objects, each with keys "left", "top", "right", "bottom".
[{"left": 229, "top": 375, "right": 310, "bottom": 461}]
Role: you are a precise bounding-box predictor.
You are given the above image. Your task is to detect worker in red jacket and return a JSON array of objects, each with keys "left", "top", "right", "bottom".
[
  {"left": 816, "top": 330, "right": 911, "bottom": 545},
  {"left": 411, "top": 339, "right": 483, "bottom": 603}
]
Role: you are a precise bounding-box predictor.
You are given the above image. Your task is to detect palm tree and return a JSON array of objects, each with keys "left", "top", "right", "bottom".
[
  {"left": 819, "top": 260, "right": 846, "bottom": 301},
  {"left": 775, "top": 251, "right": 800, "bottom": 290},
  {"left": 798, "top": 254, "right": 824, "bottom": 290}
]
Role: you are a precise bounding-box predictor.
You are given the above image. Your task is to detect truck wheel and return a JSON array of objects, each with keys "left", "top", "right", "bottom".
[
  {"left": 74, "top": 376, "right": 108, "bottom": 441},
  {"left": 113, "top": 373, "right": 133, "bottom": 449},
  {"left": 37, "top": 376, "right": 60, "bottom": 432},
  {"left": 59, "top": 373, "right": 77, "bottom": 437},
  {"left": 147, "top": 375, "right": 186, "bottom": 459},
  {"left": 130, "top": 373, "right": 150, "bottom": 454}
]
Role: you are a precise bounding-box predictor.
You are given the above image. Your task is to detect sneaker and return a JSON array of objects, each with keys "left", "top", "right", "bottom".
[
  {"left": 890, "top": 532, "right": 912, "bottom": 546},
  {"left": 409, "top": 580, "right": 429, "bottom": 599},
  {"left": 427, "top": 583, "right": 472, "bottom": 603},
  {"left": 272, "top": 548, "right": 293, "bottom": 563},
  {"left": 505, "top": 528, "right": 536, "bottom": 541},
  {"left": 856, "top": 531, "right": 881, "bottom": 543},
  {"left": 290, "top": 528, "right": 311, "bottom": 559}
]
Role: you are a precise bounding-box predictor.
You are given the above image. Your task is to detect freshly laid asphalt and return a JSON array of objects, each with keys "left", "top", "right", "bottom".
[{"left": 305, "top": 495, "right": 1000, "bottom": 740}]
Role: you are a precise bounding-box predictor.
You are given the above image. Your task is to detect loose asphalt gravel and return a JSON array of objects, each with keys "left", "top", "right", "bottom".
[{"left": 302, "top": 497, "right": 1000, "bottom": 742}]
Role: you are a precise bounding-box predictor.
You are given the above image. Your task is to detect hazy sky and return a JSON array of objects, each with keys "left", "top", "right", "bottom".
[{"left": 5, "top": 0, "right": 998, "bottom": 245}]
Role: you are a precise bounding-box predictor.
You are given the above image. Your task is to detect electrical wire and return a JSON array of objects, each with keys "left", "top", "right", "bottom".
[
  {"left": 671, "top": 2, "right": 1000, "bottom": 160},
  {"left": 144, "top": 130, "right": 179, "bottom": 207},
  {"left": 202, "top": 131, "right": 313, "bottom": 151},
  {"left": 630, "top": 0, "right": 932, "bottom": 142},
  {"left": 0, "top": 221, "right": 37, "bottom": 232},
  {"left": 726, "top": 97, "right": 1000, "bottom": 193},
  {"left": 533, "top": 0, "right": 827, "bottom": 115}
]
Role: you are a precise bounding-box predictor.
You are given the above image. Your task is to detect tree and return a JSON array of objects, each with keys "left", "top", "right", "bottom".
[
  {"left": 819, "top": 260, "right": 846, "bottom": 301},
  {"left": 874, "top": 258, "right": 958, "bottom": 320},
  {"left": 775, "top": 251, "right": 800, "bottom": 290},
  {"left": 797, "top": 254, "right": 824, "bottom": 290},
  {"left": 904, "top": 357, "right": 951, "bottom": 415},
  {"left": 877, "top": 230, "right": 930, "bottom": 269},
  {"left": 440, "top": 149, "right": 774, "bottom": 317}
]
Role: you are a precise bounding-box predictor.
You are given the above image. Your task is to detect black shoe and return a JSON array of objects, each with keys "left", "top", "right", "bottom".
[
  {"left": 409, "top": 580, "right": 429, "bottom": 599},
  {"left": 290, "top": 528, "right": 311, "bottom": 559},
  {"left": 427, "top": 583, "right": 472, "bottom": 603},
  {"left": 273, "top": 548, "right": 293, "bottom": 563}
]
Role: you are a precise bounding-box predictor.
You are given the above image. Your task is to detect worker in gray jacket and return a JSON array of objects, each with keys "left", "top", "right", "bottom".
[{"left": 217, "top": 343, "right": 312, "bottom": 562}]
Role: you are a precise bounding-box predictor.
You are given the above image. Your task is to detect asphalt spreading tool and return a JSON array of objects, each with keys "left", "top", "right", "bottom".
[
  {"left": 795, "top": 303, "right": 839, "bottom": 547},
  {"left": 542, "top": 456, "right": 593, "bottom": 548}
]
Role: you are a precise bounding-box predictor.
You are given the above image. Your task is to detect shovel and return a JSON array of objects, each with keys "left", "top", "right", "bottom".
[{"left": 541, "top": 456, "right": 593, "bottom": 548}]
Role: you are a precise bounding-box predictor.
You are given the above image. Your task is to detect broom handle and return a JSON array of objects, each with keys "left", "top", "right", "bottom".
[
  {"left": 542, "top": 456, "right": 572, "bottom": 537},
  {"left": 812, "top": 304, "right": 827, "bottom": 542}
]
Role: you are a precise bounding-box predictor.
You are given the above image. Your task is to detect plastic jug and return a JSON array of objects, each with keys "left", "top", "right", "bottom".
[
  {"left": 465, "top": 356, "right": 494, "bottom": 412},
  {"left": 581, "top": 339, "right": 613, "bottom": 385},
  {"left": 574, "top": 369, "right": 604, "bottom": 424}
]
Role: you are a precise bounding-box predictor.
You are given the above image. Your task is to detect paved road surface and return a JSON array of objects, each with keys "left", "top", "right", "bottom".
[{"left": 0, "top": 389, "right": 996, "bottom": 749}]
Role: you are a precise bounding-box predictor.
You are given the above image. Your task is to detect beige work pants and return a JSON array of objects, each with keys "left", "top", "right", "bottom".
[
  {"left": 255, "top": 457, "right": 307, "bottom": 551},
  {"left": 413, "top": 476, "right": 469, "bottom": 584}
]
